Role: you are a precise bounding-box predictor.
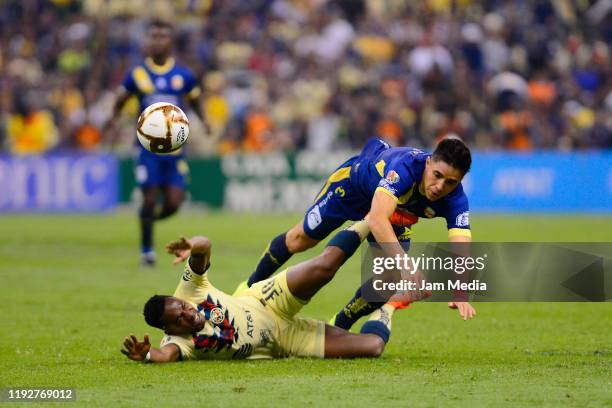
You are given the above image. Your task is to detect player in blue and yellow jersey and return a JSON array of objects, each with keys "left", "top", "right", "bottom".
[
  {"left": 121, "top": 220, "right": 428, "bottom": 363},
  {"left": 104, "top": 19, "right": 208, "bottom": 266},
  {"left": 242, "top": 137, "right": 476, "bottom": 329}
]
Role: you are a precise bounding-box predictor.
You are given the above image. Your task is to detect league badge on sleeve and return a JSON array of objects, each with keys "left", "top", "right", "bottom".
[{"left": 385, "top": 170, "right": 400, "bottom": 184}]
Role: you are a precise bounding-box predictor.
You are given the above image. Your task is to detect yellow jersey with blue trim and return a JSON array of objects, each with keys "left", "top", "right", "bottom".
[{"left": 159, "top": 263, "right": 280, "bottom": 360}]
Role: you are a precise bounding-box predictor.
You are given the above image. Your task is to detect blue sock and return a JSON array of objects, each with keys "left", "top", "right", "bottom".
[
  {"left": 140, "top": 206, "right": 155, "bottom": 253},
  {"left": 326, "top": 230, "right": 361, "bottom": 260},
  {"left": 248, "top": 233, "right": 292, "bottom": 286},
  {"left": 333, "top": 281, "right": 387, "bottom": 330},
  {"left": 360, "top": 321, "right": 390, "bottom": 344}
]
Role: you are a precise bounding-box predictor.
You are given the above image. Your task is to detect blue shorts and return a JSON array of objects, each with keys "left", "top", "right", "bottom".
[
  {"left": 303, "top": 139, "right": 411, "bottom": 245},
  {"left": 135, "top": 149, "right": 189, "bottom": 189}
]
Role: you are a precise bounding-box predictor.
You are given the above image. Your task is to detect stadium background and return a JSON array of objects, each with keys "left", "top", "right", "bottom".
[{"left": 1, "top": 0, "right": 611, "bottom": 406}]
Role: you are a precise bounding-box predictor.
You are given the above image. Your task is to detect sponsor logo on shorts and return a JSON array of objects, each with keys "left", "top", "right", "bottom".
[
  {"left": 307, "top": 205, "right": 322, "bottom": 230},
  {"left": 209, "top": 307, "right": 224, "bottom": 325},
  {"left": 456, "top": 211, "right": 470, "bottom": 227}
]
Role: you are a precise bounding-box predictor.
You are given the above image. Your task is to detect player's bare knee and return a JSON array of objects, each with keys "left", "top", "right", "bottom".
[
  {"left": 368, "top": 336, "right": 385, "bottom": 358},
  {"left": 312, "top": 249, "right": 342, "bottom": 282},
  {"left": 286, "top": 227, "right": 317, "bottom": 253},
  {"left": 321, "top": 247, "right": 344, "bottom": 270}
]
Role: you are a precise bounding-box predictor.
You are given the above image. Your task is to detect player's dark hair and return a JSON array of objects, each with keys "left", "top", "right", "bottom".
[
  {"left": 149, "top": 18, "right": 174, "bottom": 32},
  {"left": 143, "top": 295, "right": 170, "bottom": 329},
  {"left": 432, "top": 138, "right": 472, "bottom": 175}
]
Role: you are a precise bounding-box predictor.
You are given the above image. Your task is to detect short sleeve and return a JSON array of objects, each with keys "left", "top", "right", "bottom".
[
  {"left": 121, "top": 68, "right": 138, "bottom": 94},
  {"left": 160, "top": 334, "right": 195, "bottom": 360},
  {"left": 443, "top": 185, "right": 471, "bottom": 238},
  {"left": 182, "top": 69, "right": 201, "bottom": 99},
  {"left": 173, "top": 261, "right": 210, "bottom": 303}
]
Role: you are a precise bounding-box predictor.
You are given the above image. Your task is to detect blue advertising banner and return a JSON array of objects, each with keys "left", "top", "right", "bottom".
[
  {"left": 117, "top": 151, "right": 612, "bottom": 213},
  {"left": 0, "top": 154, "right": 118, "bottom": 212},
  {"left": 464, "top": 152, "right": 612, "bottom": 212}
]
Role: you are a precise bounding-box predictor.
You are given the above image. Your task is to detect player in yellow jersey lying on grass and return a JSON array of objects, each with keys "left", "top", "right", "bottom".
[{"left": 121, "top": 220, "right": 432, "bottom": 362}]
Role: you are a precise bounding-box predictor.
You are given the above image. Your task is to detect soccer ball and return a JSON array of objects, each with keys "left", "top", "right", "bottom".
[{"left": 136, "top": 102, "right": 190, "bottom": 154}]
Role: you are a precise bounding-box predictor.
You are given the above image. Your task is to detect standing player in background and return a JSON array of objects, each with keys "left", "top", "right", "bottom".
[
  {"left": 240, "top": 137, "right": 475, "bottom": 329},
  {"left": 104, "top": 19, "right": 209, "bottom": 266}
]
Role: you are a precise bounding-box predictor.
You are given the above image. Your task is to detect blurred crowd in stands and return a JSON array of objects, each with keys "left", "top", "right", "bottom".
[{"left": 1, "top": 0, "right": 611, "bottom": 155}]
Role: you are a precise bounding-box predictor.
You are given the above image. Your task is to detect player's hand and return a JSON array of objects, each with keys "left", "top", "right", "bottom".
[
  {"left": 121, "top": 333, "right": 151, "bottom": 361},
  {"left": 166, "top": 236, "right": 192, "bottom": 265},
  {"left": 448, "top": 301, "right": 476, "bottom": 321},
  {"left": 389, "top": 209, "right": 419, "bottom": 226}
]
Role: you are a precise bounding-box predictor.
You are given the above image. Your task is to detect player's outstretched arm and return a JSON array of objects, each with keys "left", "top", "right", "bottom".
[
  {"left": 121, "top": 333, "right": 180, "bottom": 363},
  {"left": 166, "top": 236, "right": 211, "bottom": 274},
  {"left": 101, "top": 88, "right": 132, "bottom": 147},
  {"left": 188, "top": 94, "right": 211, "bottom": 135},
  {"left": 447, "top": 234, "right": 476, "bottom": 320},
  {"left": 367, "top": 191, "right": 401, "bottom": 245}
]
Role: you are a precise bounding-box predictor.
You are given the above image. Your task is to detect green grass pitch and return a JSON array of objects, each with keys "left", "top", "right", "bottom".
[{"left": 1, "top": 212, "right": 611, "bottom": 407}]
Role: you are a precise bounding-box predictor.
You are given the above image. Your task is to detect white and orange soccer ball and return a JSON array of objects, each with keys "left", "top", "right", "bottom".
[{"left": 136, "top": 102, "right": 190, "bottom": 154}]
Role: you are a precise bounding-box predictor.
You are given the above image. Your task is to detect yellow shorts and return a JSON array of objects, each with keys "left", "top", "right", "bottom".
[{"left": 238, "top": 269, "right": 325, "bottom": 358}]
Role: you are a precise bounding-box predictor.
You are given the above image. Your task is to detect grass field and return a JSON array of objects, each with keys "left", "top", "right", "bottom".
[{"left": 1, "top": 211, "right": 611, "bottom": 407}]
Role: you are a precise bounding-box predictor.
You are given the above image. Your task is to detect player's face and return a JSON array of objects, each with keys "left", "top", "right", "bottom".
[
  {"left": 148, "top": 27, "right": 172, "bottom": 59},
  {"left": 422, "top": 157, "right": 463, "bottom": 201},
  {"left": 161, "top": 298, "right": 205, "bottom": 335}
]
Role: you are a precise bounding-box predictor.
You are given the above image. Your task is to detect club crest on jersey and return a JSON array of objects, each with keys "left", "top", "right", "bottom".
[
  {"left": 171, "top": 75, "right": 184, "bottom": 90},
  {"left": 424, "top": 207, "right": 436, "bottom": 218},
  {"left": 385, "top": 170, "right": 400, "bottom": 184},
  {"left": 209, "top": 307, "right": 224, "bottom": 325},
  {"left": 194, "top": 296, "right": 238, "bottom": 352}
]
